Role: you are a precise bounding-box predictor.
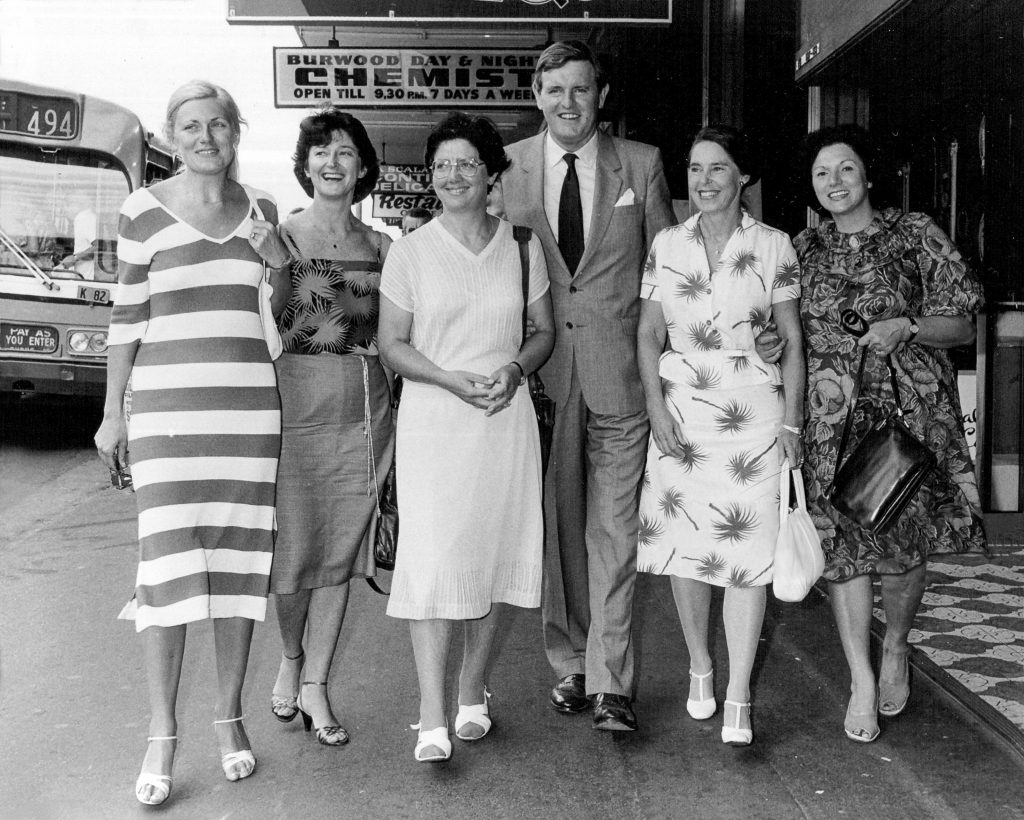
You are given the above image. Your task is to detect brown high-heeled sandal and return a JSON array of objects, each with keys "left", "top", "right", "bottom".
[{"left": 297, "top": 682, "right": 350, "bottom": 746}]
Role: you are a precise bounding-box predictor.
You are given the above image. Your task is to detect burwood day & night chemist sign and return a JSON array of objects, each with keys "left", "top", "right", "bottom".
[{"left": 274, "top": 48, "right": 541, "bottom": 107}]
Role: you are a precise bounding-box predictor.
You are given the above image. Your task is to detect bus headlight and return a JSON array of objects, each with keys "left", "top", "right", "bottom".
[{"left": 68, "top": 330, "right": 108, "bottom": 355}]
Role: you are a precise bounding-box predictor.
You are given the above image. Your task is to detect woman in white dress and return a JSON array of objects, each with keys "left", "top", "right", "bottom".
[
  {"left": 378, "top": 112, "right": 555, "bottom": 762},
  {"left": 635, "top": 125, "right": 804, "bottom": 747}
]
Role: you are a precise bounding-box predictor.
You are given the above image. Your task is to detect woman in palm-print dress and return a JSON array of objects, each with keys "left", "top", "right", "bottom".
[
  {"left": 267, "top": 109, "right": 394, "bottom": 748},
  {"left": 636, "top": 126, "right": 804, "bottom": 746}
]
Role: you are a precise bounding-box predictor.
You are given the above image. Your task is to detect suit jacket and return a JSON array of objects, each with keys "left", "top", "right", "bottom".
[{"left": 502, "top": 131, "right": 675, "bottom": 415}]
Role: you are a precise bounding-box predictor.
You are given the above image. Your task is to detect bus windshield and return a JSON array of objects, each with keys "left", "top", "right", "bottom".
[{"left": 0, "top": 144, "right": 129, "bottom": 283}]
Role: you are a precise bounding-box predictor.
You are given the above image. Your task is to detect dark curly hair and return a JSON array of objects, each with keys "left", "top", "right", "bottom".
[
  {"left": 802, "top": 124, "right": 878, "bottom": 181},
  {"left": 424, "top": 113, "right": 511, "bottom": 181},
  {"left": 690, "top": 124, "right": 760, "bottom": 188},
  {"left": 801, "top": 124, "right": 889, "bottom": 211},
  {"left": 292, "top": 108, "right": 379, "bottom": 202}
]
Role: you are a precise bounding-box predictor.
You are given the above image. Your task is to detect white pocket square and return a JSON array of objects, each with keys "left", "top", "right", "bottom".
[{"left": 614, "top": 189, "right": 636, "bottom": 207}]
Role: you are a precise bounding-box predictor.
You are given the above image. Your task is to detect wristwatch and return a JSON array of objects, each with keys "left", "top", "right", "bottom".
[{"left": 907, "top": 318, "right": 920, "bottom": 341}]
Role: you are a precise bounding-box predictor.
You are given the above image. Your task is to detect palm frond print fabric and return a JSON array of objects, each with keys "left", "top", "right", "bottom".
[
  {"left": 279, "top": 257, "right": 381, "bottom": 355},
  {"left": 636, "top": 212, "right": 800, "bottom": 587}
]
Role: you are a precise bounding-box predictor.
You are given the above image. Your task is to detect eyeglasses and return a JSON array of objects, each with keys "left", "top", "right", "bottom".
[{"left": 430, "top": 158, "right": 486, "bottom": 177}]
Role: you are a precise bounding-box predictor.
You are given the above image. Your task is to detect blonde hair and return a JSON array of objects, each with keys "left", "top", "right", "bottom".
[{"left": 164, "top": 80, "right": 246, "bottom": 178}]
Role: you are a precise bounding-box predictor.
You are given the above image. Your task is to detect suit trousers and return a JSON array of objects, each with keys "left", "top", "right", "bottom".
[{"left": 542, "top": 359, "right": 649, "bottom": 697}]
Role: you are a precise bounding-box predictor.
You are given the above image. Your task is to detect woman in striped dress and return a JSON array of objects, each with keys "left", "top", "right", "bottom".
[{"left": 94, "top": 81, "right": 290, "bottom": 806}]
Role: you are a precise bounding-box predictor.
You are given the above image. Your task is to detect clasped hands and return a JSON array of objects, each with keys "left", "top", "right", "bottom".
[{"left": 445, "top": 363, "right": 521, "bottom": 416}]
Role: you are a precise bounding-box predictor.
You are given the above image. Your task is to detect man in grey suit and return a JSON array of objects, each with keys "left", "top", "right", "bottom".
[{"left": 502, "top": 40, "right": 675, "bottom": 731}]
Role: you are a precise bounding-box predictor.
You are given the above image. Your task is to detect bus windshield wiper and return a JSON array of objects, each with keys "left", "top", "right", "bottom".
[{"left": 0, "top": 224, "right": 59, "bottom": 290}]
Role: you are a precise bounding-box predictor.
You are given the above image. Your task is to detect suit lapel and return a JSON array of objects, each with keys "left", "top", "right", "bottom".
[
  {"left": 577, "top": 133, "right": 623, "bottom": 276},
  {"left": 513, "top": 136, "right": 560, "bottom": 258}
]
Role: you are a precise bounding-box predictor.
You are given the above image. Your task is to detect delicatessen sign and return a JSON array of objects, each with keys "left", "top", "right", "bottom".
[
  {"left": 372, "top": 165, "right": 438, "bottom": 226},
  {"left": 275, "top": 48, "right": 539, "bottom": 107}
]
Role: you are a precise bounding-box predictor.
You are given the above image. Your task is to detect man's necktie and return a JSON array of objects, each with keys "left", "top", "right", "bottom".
[{"left": 558, "top": 153, "right": 584, "bottom": 275}]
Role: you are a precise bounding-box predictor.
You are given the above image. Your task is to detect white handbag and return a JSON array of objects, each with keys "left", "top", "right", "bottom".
[
  {"left": 258, "top": 262, "right": 283, "bottom": 360},
  {"left": 772, "top": 462, "right": 825, "bottom": 602},
  {"left": 247, "top": 188, "right": 283, "bottom": 360}
]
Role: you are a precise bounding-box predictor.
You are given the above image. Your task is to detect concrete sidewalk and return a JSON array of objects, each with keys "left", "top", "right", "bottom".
[{"left": 2, "top": 456, "right": 1024, "bottom": 819}]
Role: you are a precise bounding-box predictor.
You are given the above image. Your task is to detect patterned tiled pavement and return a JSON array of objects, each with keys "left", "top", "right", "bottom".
[{"left": 872, "top": 540, "right": 1024, "bottom": 755}]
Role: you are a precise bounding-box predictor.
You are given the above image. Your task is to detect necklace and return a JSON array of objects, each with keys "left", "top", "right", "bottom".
[{"left": 699, "top": 215, "right": 741, "bottom": 265}]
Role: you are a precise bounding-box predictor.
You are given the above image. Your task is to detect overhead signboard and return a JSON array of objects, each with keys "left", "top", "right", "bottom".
[
  {"left": 231, "top": 0, "right": 672, "bottom": 25},
  {"left": 794, "top": 0, "right": 910, "bottom": 81},
  {"left": 275, "top": 48, "right": 540, "bottom": 107},
  {"left": 372, "top": 164, "right": 439, "bottom": 226}
]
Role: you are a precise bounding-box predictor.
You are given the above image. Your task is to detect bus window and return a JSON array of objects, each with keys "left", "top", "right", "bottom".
[{"left": 0, "top": 145, "right": 129, "bottom": 283}]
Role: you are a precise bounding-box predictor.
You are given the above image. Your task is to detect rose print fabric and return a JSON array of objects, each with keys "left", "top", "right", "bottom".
[{"left": 795, "top": 208, "right": 985, "bottom": 581}]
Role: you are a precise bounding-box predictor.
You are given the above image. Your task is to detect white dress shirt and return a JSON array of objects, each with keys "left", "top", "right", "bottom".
[{"left": 543, "top": 131, "right": 599, "bottom": 247}]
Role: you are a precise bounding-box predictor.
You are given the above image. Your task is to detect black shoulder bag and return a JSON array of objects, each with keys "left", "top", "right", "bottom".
[
  {"left": 513, "top": 225, "right": 556, "bottom": 474},
  {"left": 827, "top": 310, "right": 936, "bottom": 534}
]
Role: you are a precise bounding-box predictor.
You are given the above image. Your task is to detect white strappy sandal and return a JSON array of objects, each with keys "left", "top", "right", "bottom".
[
  {"left": 214, "top": 716, "right": 256, "bottom": 781},
  {"left": 135, "top": 735, "right": 176, "bottom": 806}
]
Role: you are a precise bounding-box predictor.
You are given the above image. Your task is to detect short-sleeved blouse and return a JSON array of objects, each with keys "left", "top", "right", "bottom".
[
  {"left": 795, "top": 208, "right": 986, "bottom": 580},
  {"left": 641, "top": 211, "right": 801, "bottom": 388}
]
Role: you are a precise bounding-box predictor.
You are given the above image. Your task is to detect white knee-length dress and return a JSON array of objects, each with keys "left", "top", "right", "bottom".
[{"left": 379, "top": 219, "right": 548, "bottom": 620}]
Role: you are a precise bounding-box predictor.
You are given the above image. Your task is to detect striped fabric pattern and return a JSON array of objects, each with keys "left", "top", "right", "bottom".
[{"left": 112, "top": 185, "right": 280, "bottom": 631}]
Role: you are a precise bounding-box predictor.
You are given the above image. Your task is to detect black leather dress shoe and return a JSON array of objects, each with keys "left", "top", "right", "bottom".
[
  {"left": 592, "top": 693, "right": 637, "bottom": 732},
  {"left": 550, "top": 674, "right": 590, "bottom": 713}
]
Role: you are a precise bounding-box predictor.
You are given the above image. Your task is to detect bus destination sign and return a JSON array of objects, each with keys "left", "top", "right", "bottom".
[
  {"left": 275, "top": 48, "right": 540, "bottom": 108},
  {"left": 0, "top": 91, "right": 80, "bottom": 140}
]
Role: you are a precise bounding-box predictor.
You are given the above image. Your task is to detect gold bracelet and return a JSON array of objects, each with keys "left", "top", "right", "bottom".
[{"left": 781, "top": 424, "right": 802, "bottom": 434}]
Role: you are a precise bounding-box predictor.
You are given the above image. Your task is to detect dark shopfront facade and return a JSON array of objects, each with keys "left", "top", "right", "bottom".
[{"left": 232, "top": 0, "right": 1022, "bottom": 538}]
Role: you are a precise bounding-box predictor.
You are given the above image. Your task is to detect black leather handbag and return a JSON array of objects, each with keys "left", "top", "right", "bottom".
[
  {"left": 514, "top": 225, "right": 556, "bottom": 474},
  {"left": 367, "top": 373, "right": 401, "bottom": 595},
  {"left": 372, "top": 462, "right": 398, "bottom": 572},
  {"left": 828, "top": 311, "right": 936, "bottom": 534}
]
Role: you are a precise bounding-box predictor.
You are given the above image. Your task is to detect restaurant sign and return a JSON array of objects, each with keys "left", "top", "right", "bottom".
[
  {"left": 372, "top": 164, "right": 438, "bottom": 226},
  {"left": 275, "top": 48, "right": 539, "bottom": 108}
]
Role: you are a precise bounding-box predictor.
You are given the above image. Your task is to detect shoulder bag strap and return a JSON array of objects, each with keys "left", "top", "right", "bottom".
[
  {"left": 513, "top": 225, "right": 532, "bottom": 342},
  {"left": 832, "top": 348, "right": 907, "bottom": 479},
  {"left": 886, "top": 355, "right": 906, "bottom": 418},
  {"left": 831, "top": 346, "right": 869, "bottom": 480}
]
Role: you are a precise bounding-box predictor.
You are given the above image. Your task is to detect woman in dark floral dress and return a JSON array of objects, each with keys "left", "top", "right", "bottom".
[{"left": 793, "top": 124, "right": 984, "bottom": 744}]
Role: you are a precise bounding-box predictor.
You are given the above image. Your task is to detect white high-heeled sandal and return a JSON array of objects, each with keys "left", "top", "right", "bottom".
[
  {"left": 721, "top": 700, "right": 753, "bottom": 746},
  {"left": 135, "top": 735, "right": 176, "bottom": 806},
  {"left": 686, "top": 669, "right": 716, "bottom": 720},
  {"left": 214, "top": 716, "right": 256, "bottom": 781},
  {"left": 412, "top": 722, "right": 451, "bottom": 762}
]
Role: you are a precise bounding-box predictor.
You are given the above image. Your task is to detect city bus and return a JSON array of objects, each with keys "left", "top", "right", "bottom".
[{"left": 0, "top": 78, "right": 175, "bottom": 398}]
